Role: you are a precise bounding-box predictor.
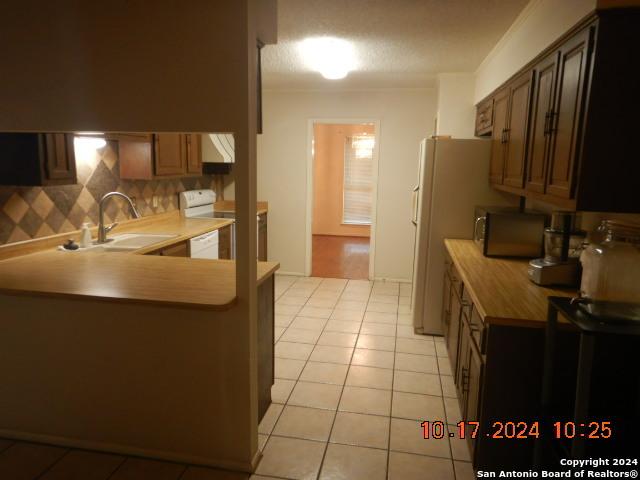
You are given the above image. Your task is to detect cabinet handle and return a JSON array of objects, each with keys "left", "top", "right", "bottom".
[
  {"left": 461, "top": 366, "right": 470, "bottom": 393},
  {"left": 547, "top": 110, "right": 557, "bottom": 134},
  {"left": 543, "top": 112, "right": 550, "bottom": 135},
  {"left": 504, "top": 128, "right": 510, "bottom": 143}
]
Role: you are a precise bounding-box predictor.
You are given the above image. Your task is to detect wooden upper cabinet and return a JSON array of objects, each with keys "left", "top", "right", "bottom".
[
  {"left": 503, "top": 72, "right": 533, "bottom": 189},
  {"left": 475, "top": 98, "right": 493, "bottom": 137},
  {"left": 473, "top": 10, "right": 640, "bottom": 212},
  {"left": 186, "top": 134, "right": 202, "bottom": 174},
  {"left": 545, "top": 27, "right": 592, "bottom": 199},
  {"left": 0, "top": 133, "right": 77, "bottom": 186},
  {"left": 526, "top": 52, "right": 559, "bottom": 193},
  {"left": 120, "top": 133, "right": 203, "bottom": 179},
  {"left": 154, "top": 133, "right": 186, "bottom": 176},
  {"left": 489, "top": 88, "right": 510, "bottom": 185},
  {"left": 43, "top": 134, "right": 77, "bottom": 183}
]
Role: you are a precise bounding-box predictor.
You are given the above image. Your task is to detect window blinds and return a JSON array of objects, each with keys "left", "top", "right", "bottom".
[{"left": 343, "top": 135, "right": 374, "bottom": 225}]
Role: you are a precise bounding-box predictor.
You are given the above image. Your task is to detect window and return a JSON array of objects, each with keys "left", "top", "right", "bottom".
[{"left": 343, "top": 134, "right": 374, "bottom": 225}]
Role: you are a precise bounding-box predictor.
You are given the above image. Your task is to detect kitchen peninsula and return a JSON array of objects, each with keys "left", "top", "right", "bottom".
[{"left": 0, "top": 211, "right": 279, "bottom": 471}]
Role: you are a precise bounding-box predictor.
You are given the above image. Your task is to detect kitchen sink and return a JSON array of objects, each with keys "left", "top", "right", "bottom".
[{"left": 89, "top": 233, "right": 178, "bottom": 252}]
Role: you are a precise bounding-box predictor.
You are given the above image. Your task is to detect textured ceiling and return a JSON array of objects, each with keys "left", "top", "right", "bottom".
[{"left": 262, "top": 0, "right": 529, "bottom": 89}]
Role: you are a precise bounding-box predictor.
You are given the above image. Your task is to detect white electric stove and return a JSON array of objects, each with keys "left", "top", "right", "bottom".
[{"left": 179, "top": 189, "right": 259, "bottom": 260}]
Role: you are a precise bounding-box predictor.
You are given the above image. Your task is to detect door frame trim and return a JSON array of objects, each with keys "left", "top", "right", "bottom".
[{"left": 305, "top": 118, "right": 381, "bottom": 280}]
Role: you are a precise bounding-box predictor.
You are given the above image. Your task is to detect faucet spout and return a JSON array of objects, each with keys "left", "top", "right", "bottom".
[{"left": 97, "top": 192, "right": 141, "bottom": 244}]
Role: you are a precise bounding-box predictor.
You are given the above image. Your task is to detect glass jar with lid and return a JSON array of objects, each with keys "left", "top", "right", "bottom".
[{"left": 579, "top": 220, "right": 640, "bottom": 319}]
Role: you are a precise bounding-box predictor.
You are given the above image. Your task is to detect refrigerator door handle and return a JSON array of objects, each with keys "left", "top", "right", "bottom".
[{"left": 411, "top": 185, "right": 419, "bottom": 225}]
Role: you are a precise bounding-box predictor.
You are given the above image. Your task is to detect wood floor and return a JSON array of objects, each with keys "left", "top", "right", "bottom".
[{"left": 311, "top": 234, "right": 370, "bottom": 280}]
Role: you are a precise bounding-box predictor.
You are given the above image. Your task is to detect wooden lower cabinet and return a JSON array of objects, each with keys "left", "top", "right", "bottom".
[
  {"left": 258, "top": 213, "right": 267, "bottom": 261},
  {"left": 218, "top": 225, "right": 232, "bottom": 260},
  {"left": 442, "top": 251, "right": 551, "bottom": 470},
  {"left": 257, "top": 274, "right": 275, "bottom": 422},
  {"left": 147, "top": 240, "right": 190, "bottom": 257}
]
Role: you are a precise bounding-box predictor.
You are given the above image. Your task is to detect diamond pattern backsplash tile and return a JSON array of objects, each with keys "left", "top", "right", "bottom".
[{"left": 0, "top": 140, "right": 218, "bottom": 245}]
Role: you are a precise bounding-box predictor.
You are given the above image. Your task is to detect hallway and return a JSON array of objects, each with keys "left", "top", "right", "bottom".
[{"left": 311, "top": 235, "right": 370, "bottom": 280}]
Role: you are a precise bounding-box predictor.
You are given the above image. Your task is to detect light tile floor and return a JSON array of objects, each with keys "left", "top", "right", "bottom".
[{"left": 257, "top": 275, "right": 476, "bottom": 480}]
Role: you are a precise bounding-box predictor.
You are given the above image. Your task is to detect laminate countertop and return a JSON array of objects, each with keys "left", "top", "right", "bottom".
[
  {"left": 444, "top": 239, "right": 575, "bottom": 328},
  {"left": 0, "top": 212, "right": 279, "bottom": 310}
]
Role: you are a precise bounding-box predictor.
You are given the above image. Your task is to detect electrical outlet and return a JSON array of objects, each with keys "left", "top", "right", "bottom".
[{"left": 152, "top": 195, "right": 159, "bottom": 208}]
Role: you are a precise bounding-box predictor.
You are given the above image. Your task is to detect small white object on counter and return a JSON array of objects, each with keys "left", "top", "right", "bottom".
[{"left": 80, "top": 223, "right": 92, "bottom": 248}]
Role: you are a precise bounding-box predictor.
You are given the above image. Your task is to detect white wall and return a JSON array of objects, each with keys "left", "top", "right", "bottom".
[
  {"left": 257, "top": 89, "right": 437, "bottom": 280},
  {"left": 436, "top": 73, "right": 476, "bottom": 139},
  {"left": 474, "top": 0, "right": 596, "bottom": 102}
]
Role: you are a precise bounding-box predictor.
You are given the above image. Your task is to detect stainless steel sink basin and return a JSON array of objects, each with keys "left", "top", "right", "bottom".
[{"left": 88, "top": 233, "right": 178, "bottom": 252}]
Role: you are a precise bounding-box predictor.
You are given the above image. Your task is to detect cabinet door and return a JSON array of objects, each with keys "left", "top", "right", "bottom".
[
  {"left": 465, "top": 334, "right": 483, "bottom": 455},
  {"left": 258, "top": 213, "right": 267, "bottom": 261},
  {"left": 546, "top": 27, "right": 592, "bottom": 199},
  {"left": 489, "top": 89, "right": 510, "bottom": 185},
  {"left": 466, "top": 340, "right": 483, "bottom": 421},
  {"left": 475, "top": 98, "right": 493, "bottom": 137},
  {"left": 154, "top": 133, "right": 186, "bottom": 176},
  {"left": 526, "top": 53, "right": 559, "bottom": 193},
  {"left": 186, "top": 134, "right": 202, "bottom": 174},
  {"left": 218, "top": 225, "right": 232, "bottom": 260},
  {"left": 447, "top": 288, "right": 463, "bottom": 375},
  {"left": 503, "top": 72, "right": 533, "bottom": 189},
  {"left": 457, "top": 319, "right": 470, "bottom": 400},
  {"left": 441, "top": 269, "right": 453, "bottom": 335},
  {"left": 43, "top": 133, "right": 77, "bottom": 184},
  {"left": 161, "top": 241, "right": 189, "bottom": 257}
]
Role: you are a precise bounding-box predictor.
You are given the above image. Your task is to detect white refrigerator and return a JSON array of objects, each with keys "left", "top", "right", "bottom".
[{"left": 410, "top": 138, "right": 515, "bottom": 334}]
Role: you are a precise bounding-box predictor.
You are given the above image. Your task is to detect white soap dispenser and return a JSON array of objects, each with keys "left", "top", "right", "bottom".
[{"left": 80, "top": 223, "right": 92, "bottom": 248}]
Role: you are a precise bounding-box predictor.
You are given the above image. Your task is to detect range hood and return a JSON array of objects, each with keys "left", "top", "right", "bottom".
[{"left": 202, "top": 133, "right": 234, "bottom": 175}]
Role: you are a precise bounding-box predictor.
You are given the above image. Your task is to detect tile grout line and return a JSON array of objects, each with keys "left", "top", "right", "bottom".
[
  {"left": 265, "top": 277, "right": 345, "bottom": 474},
  {"left": 314, "top": 278, "right": 374, "bottom": 480},
  {"left": 264, "top": 278, "right": 324, "bottom": 447},
  {"left": 33, "top": 448, "right": 71, "bottom": 480},
  {"left": 104, "top": 456, "right": 134, "bottom": 480},
  {"left": 435, "top": 331, "right": 459, "bottom": 479},
  {"left": 385, "top": 283, "right": 400, "bottom": 479}
]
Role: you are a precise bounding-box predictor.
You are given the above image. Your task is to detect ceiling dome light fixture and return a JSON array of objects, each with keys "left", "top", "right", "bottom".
[{"left": 300, "top": 37, "right": 356, "bottom": 80}]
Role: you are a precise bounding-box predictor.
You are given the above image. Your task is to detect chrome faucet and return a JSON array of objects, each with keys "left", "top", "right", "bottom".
[{"left": 97, "top": 192, "right": 141, "bottom": 243}]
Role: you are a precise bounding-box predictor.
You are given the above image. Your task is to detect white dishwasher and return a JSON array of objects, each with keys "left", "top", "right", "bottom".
[{"left": 189, "top": 230, "right": 219, "bottom": 259}]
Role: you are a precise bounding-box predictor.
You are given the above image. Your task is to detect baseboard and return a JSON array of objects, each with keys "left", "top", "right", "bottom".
[
  {"left": 0, "top": 429, "right": 255, "bottom": 473},
  {"left": 275, "top": 271, "right": 305, "bottom": 277}
]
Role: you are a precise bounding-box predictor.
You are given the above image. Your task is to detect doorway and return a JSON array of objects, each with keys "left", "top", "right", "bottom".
[{"left": 307, "top": 121, "right": 379, "bottom": 280}]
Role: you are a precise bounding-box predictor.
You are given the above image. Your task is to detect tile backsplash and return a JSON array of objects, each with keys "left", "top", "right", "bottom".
[{"left": 0, "top": 140, "right": 217, "bottom": 245}]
